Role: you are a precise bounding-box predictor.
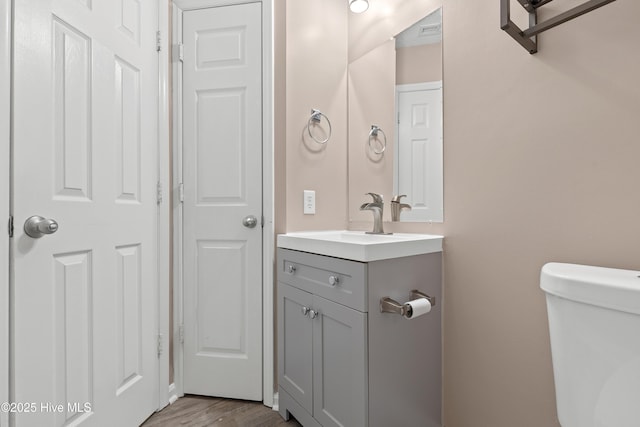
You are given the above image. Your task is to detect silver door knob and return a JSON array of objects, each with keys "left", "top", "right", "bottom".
[
  {"left": 309, "top": 310, "right": 318, "bottom": 319},
  {"left": 242, "top": 215, "right": 258, "bottom": 228},
  {"left": 24, "top": 215, "right": 59, "bottom": 239}
]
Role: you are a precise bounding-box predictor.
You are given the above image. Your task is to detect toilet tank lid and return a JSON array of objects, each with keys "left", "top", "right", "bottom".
[{"left": 541, "top": 263, "right": 640, "bottom": 315}]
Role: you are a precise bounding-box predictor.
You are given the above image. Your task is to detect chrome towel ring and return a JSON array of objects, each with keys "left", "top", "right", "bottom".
[
  {"left": 368, "top": 125, "right": 386, "bottom": 155},
  {"left": 307, "top": 109, "right": 332, "bottom": 145}
]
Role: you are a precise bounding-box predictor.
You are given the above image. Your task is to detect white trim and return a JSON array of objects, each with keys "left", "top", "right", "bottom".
[
  {"left": 167, "top": 383, "right": 179, "bottom": 405},
  {"left": 170, "top": 2, "right": 185, "bottom": 399},
  {"left": 0, "top": 1, "right": 10, "bottom": 426},
  {"left": 170, "top": 0, "right": 275, "bottom": 407},
  {"left": 396, "top": 81, "right": 442, "bottom": 93},
  {"left": 261, "top": 0, "right": 275, "bottom": 407},
  {"left": 173, "top": 0, "right": 259, "bottom": 9},
  {"left": 157, "top": 0, "right": 172, "bottom": 412}
]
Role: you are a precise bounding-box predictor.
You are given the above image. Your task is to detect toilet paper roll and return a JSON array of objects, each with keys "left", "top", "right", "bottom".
[{"left": 403, "top": 298, "right": 432, "bottom": 319}]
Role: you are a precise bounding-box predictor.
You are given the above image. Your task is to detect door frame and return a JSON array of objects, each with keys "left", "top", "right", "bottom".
[
  {"left": 171, "top": 0, "right": 275, "bottom": 407},
  {"left": 0, "top": 1, "right": 10, "bottom": 426},
  {"left": 2, "top": 0, "right": 171, "bottom": 418},
  {"left": 158, "top": 0, "right": 172, "bottom": 412}
]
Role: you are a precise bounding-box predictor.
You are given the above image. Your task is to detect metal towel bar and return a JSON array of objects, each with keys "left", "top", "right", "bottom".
[{"left": 501, "top": 0, "right": 617, "bottom": 54}]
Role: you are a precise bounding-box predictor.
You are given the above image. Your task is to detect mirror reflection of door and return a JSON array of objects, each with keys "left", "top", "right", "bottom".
[{"left": 395, "top": 83, "right": 443, "bottom": 222}]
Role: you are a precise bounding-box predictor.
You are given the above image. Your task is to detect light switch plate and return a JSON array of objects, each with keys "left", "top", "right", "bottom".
[{"left": 304, "top": 190, "right": 315, "bottom": 215}]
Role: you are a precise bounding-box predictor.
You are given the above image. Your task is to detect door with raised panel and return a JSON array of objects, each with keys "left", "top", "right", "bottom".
[
  {"left": 278, "top": 283, "right": 314, "bottom": 412},
  {"left": 11, "top": 0, "right": 159, "bottom": 425},
  {"left": 396, "top": 83, "right": 443, "bottom": 222},
  {"left": 312, "top": 295, "right": 367, "bottom": 427},
  {"left": 181, "top": 2, "right": 263, "bottom": 400}
]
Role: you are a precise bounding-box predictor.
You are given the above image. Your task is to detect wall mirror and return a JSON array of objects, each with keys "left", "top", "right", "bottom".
[{"left": 348, "top": 4, "right": 443, "bottom": 223}]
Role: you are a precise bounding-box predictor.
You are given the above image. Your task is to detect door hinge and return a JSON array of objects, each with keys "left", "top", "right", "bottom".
[
  {"left": 157, "top": 334, "right": 163, "bottom": 357},
  {"left": 178, "top": 183, "right": 184, "bottom": 203},
  {"left": 156, "top": 30, "right": 162, "bottom": 52},
  {"left": 172, "top": 43, "right": 184, "bottom": 63},
  {"left": 157, "top": 181, "right": 163, "bottom": 205},
  {"left": 8, "top": 215, "right": 13, "bottom": 238},
  {"left": 179, "top": 324, "right": 184, "bottom": 344}
]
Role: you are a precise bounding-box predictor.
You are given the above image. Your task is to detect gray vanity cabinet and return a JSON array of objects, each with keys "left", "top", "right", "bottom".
[
  {"left": 278, "top": 249, "right": 368, "bottom": 427},
  {"left": 277, "top": 247, "right": 442, "bottom": 427}
]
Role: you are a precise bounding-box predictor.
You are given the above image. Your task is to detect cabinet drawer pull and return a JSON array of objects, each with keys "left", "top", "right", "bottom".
[
  {"left": 288, "top": 265, "right": 297, "bottom": 274},
  {"left": 301, "top": 306, "right": 310, "bottom": 316},
  {"left": 309, "top": 310, "right": 318, "bottom": 319},
  {"left": 328, "top": 275, "right": 339, "bottom": 286}
]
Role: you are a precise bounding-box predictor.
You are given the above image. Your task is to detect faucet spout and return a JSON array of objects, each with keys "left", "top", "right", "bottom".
[
  {"left": 359, "top": 193, "right": 390, "bottom": 234},
  {"left": 390, "top": 195, "right": 412, "bottom": 222}
]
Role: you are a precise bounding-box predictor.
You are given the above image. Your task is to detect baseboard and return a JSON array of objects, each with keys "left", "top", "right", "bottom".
[{"left": 168, "top": 383, "right": 180, "bottom": 405}]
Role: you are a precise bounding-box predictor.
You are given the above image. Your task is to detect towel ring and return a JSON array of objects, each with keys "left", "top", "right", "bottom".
[
  {"left": 368, "top": 125, "right": 387, "bottom": 155},
  {"left": 307, "top": 109, "right": 332, "bottom": 145}
]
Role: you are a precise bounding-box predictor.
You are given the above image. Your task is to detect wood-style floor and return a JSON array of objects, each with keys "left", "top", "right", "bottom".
[{"left": 141, "top": 396, "right": 302, "bottom": 427}]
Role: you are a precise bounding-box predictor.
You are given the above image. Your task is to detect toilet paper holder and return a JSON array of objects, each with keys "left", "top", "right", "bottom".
[{"left": 380, "top": 290, "right": 435, "bottom": 317}]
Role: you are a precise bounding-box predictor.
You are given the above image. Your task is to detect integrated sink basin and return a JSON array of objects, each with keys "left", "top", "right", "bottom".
[{"left": 277, "top": 230, "right": 443, "bottom": 262}]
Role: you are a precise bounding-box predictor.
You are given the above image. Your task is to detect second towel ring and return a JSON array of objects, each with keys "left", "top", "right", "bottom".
[
  {"left": 368, "top": 125, "right": 387, "bottom": 155},
  {"left": 307, "top": 109, "right": 332, "bottom": 145}
]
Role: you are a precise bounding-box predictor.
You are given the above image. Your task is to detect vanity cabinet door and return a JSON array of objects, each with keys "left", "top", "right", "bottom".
[
  {"left": 278, "top": 282, "right": 314, "bottom": 412},
  {"left": 312, "top": 295, "right": 368, "bottom": 427}
]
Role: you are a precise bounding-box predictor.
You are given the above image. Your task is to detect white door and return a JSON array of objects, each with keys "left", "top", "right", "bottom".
[
  {"left": 12, "top": 1, "right": 159, "bottom": 426},
  {"left": 396, "top": 83, "right": 443, "bottom": 222},
  {"left": 181, "top": 3, "right": 263, "bottom": 400}
]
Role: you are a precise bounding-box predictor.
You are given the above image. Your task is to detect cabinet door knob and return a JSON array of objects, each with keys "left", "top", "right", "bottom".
[
  {"left": 328, "top": 275, "right": 339, "bottom": 286},
  {"left": 301, "top": 306, "right": 310, "bottom": 316},
  {"left": 288, "top": 265, "right": 296, "bottom": 274},
  {"left": 309, "top": 310, "right": 318, "bottom": 319}
]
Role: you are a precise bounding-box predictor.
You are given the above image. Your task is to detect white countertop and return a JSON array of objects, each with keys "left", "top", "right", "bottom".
[{"left": 277, "top": 230, "right": 443, "bottom": 262}]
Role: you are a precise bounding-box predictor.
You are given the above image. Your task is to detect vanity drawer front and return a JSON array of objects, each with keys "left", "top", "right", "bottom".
[{"left": 278, "top": 248, "right": 367, "bottom": 312}]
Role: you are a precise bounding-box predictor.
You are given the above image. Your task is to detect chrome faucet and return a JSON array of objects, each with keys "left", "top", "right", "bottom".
[
  {"left": 390, "top": 195, "right": 412, "bottom": 222},
  {"left": 360, "top": 192, "right": 390, "bottom": 234}
]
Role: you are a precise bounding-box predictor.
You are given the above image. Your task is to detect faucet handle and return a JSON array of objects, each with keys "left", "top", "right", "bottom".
[
  {"left": 391, "top": 194, "right": 407, "bottom": 203},
  {"left": 364, "top": 192, "right": 384, "bottom": 203}
]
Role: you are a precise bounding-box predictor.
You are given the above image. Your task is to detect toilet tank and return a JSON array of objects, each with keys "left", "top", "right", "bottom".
[{"left": 540, "top": 263, "right": 640, "bottom": 427}]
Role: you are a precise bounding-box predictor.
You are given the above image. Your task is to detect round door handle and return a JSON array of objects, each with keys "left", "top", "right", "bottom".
[
  {"left": 288, "top": 265, "right": 297, "bottom": 274},
  {"left": 329, "top": 275, "right": 339, "bottom": 286},
  {"left": 301, "top": 306, "right": 310, "bottom": 317},
  {"left": 24, "top": 215, "right": 59, "bottom": 239},
  {"left": 309, "top": 310, "right": 318, "bottom": 319},
  {"left": 242, "top": 215, "right": 258, "bottom": 228}
]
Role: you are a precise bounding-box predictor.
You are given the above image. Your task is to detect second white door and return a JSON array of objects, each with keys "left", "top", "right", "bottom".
[
  {"left": 396, "top": 83, "right": 443, "bottom": 222},
  {"left": 181, "top": 2, "right": 263, "bottom": 400}
]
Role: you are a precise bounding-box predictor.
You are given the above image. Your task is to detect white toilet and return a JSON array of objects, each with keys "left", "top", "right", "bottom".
[{"left": 540, "top": 262, "right": 640, "bottom": 427}]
